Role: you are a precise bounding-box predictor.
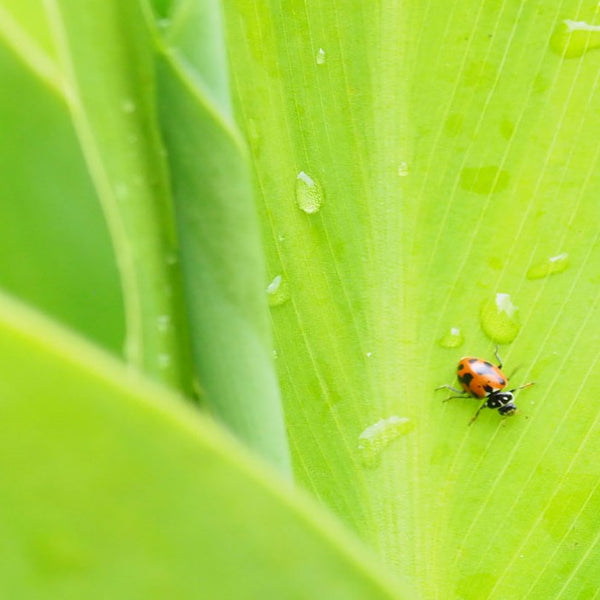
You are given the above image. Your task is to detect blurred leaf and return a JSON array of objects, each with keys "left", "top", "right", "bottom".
[
  {"left": 151, "top": 0, "right": 291, "bottom": 472},
  {"left": 0, "top": 19, "right": 123, "bottom": 352},
  {"left": 42, "top": 0, "right": 193, "bottom": 391},
  {"left": 0, "top": 291, "right": 408, "bottom": 600}
]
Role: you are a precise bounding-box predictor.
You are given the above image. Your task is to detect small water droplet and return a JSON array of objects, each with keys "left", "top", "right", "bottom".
[
  {"left": 316, "top": 48, "right": 327, "bottom": 65},
  {"left": 398, "top": 161, "right": 410, "bottom": 177},
  {"left": 157, "top": 18, "right": 171, "bottom": 30},
  {"left": 358, "top": 416, "right": 414, "bottom": 468},
  {"left": 266, "top": 274, "right": 290, "bottom": 306},
  {"left": 480, "top": 293, "right": 520, "bottom": 344},
  {"left": 366, "top": 351, "right": 373, "bottom": 358},
  {"left": 121, "top": 99, "right": 136, "bottom": 113},
  {"left": 460, "top": 165, "right": 510, "bottom": 194},
  {"left": 296, "top": 171, "right": 324, "bottom": 214},
  {"left": 157, "top": 314, "right": 172, "bottom": 332},
  {"left": 439, "top": 327, "right": 465, "bottom": 349},
  {"left": 527, "top": 252, "right": 569, "bottom": 280},
  {"left": 550, "top": 19, "right": 600, "bottom": 58},
  {"left": 272, "top": 349, "right": 278, "bottom": 360}
]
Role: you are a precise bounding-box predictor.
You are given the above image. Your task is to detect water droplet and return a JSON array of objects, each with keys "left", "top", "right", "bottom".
[
  {"left": 527, "top": 252, "right": 569, "bottom": 280},
  {"left": 157, "top": 314, "right": 172, "bottom": 332},
  {"left": 480, "top": 293, "right": 520, "bottom": 344},
  {"left": 439, "top": 327, "right": 465, "bottom": 349},
  {"left": 365, "top": 351, "right": 373, "bottom": 358},
  {"left": 460, "top": 165, "right": 510, "bottom": 194},
  {"left": 121, "top": 99, "right": 136, "bottom": 113},
  {"left": 296, "top": 171, "right": 324, "bottom": 214},
  {"left": 398, "top": 161, "right": 410, "bottom": 177},
  {"left": 316, "top": 48, "right": 327, "bottom": 65},
  {"left": 157, "top": 18, "right": 171, "bottom": 30},
  {"left": 266, "top": 274, "right": 290, "bottom": 306},
  {"left": 272, "top": 349, "right": 278, "bottom": 360},
  {"left": 358, "top": 416, "right": 414, "bottom": 468},
  {"left": 550, "top": 19, "right": 600, "bottom": 58}
]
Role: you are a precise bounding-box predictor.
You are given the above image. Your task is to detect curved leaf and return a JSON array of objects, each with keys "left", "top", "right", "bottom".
[{"left": 0, "top": 291, "right": 408, "bottom": 599}]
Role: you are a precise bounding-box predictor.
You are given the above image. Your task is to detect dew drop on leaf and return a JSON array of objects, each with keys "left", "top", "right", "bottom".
[
  {"left": 480, "top": 293, "right": 520, "bottom": 344},
  {"left": 266, "top": 275, "right": 290, "bottom": 306},
  {"left": 439, "top": 327, "right": 464, "bottom": 349},
  {"left": 550, "top": 19, "right": 600, "bottom": 58},
  {"left": 296, "top": 171, "right": 324, "bottom": 214},
  {"left": 358, "top": 416, "right": 414, "bottom": 468},
  {"left": 316, "top": 48, "right": 327, "bottom": 65},
  {"left": 527, "top": 252, "right": 569, "bottom": 280}
]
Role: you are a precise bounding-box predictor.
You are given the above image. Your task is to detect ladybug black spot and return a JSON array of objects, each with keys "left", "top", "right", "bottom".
[{"left": 459, "top": 372, "right": 474, "bottom": 385}]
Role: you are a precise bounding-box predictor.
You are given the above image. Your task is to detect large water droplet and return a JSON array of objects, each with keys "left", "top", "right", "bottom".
[
  {"left": 439, "top": 327, "right": 465, "bottom": 349},
  {"left": 358, "top": 416, "right": 414, "bottom": 468},
  {"left": 550, "top": 20, "right": 600, "bottom": 58},
  {"left": 266, "top": 274, "right": 290, "bottom": 306},
  {"left": 397, "top": 161, "right": 410, "bottom": 177},
  {"left": 316, "top": 48, "right": 327, "bottom": 65},
  {"left": 459, "top": 165, "right": 510, "bottom": 194},
  {"left": 527, "top": 252, "right": 569, "bottom": 280},
  {"left": 296, "top": 171, "right": 324, "bottom": 214},
  {"left": 480, "top": 293, "right": 520, "bottom": 344}
]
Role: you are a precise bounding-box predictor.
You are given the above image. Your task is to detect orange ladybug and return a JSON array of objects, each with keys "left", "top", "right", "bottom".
[{"left": 437, "top": 348, "right": 534, "bottom": 424}]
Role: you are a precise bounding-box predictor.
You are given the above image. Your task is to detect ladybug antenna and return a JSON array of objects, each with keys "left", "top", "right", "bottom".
[{"left": 509, "top": 381, "right": 535, "bottom": 393}]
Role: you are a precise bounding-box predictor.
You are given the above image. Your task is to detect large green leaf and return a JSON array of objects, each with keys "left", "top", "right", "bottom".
[
  {"left": 225, "top": 0, "right": 600, "bottom": 597},
  {"left": 2, "top": 0, "right": 600, "bottom": 597}
]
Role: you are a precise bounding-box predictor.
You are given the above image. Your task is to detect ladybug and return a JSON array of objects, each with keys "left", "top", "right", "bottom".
[{"left": 437, "top": 348, "right": 534, "bottom": 424}]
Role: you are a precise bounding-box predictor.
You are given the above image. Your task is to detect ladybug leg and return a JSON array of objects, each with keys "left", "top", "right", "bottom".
[
  {"left": 468, "top": 399, "right": 489, "bottom": 425},
  {"left": 435, "top": 384, "right": 469, "bottom": 401},
  {"left": 494, "top": 345, "right": 503, "bottom": 369}
]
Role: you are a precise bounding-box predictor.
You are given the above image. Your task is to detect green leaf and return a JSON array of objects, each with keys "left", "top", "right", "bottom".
[
  {"left": 0, "top": 291, "right": 408, "bottom": 599},
  {"left": 43, "top": 0, "right": 192, "bottom": 391},
  {"left": 0, "top": 14, "right": 123, "bottom": 352},
  {"left": 225, "top": 1, "right": 600, "bottom": 597},
  {"left": 150, "top": 0, "right": 292, "bottom": 471}
]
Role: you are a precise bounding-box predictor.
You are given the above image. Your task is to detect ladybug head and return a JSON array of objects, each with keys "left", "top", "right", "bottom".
[
  {"left": 487, "top": 391, "right": 517, "bottom": 416},
  {"left": 497, "top": 401, "right": 517, "bottom": 417}
]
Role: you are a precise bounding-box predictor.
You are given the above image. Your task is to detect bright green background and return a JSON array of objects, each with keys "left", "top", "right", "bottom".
[{"left": 1, "top": 0, "right": 600, "bottom": 598}]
